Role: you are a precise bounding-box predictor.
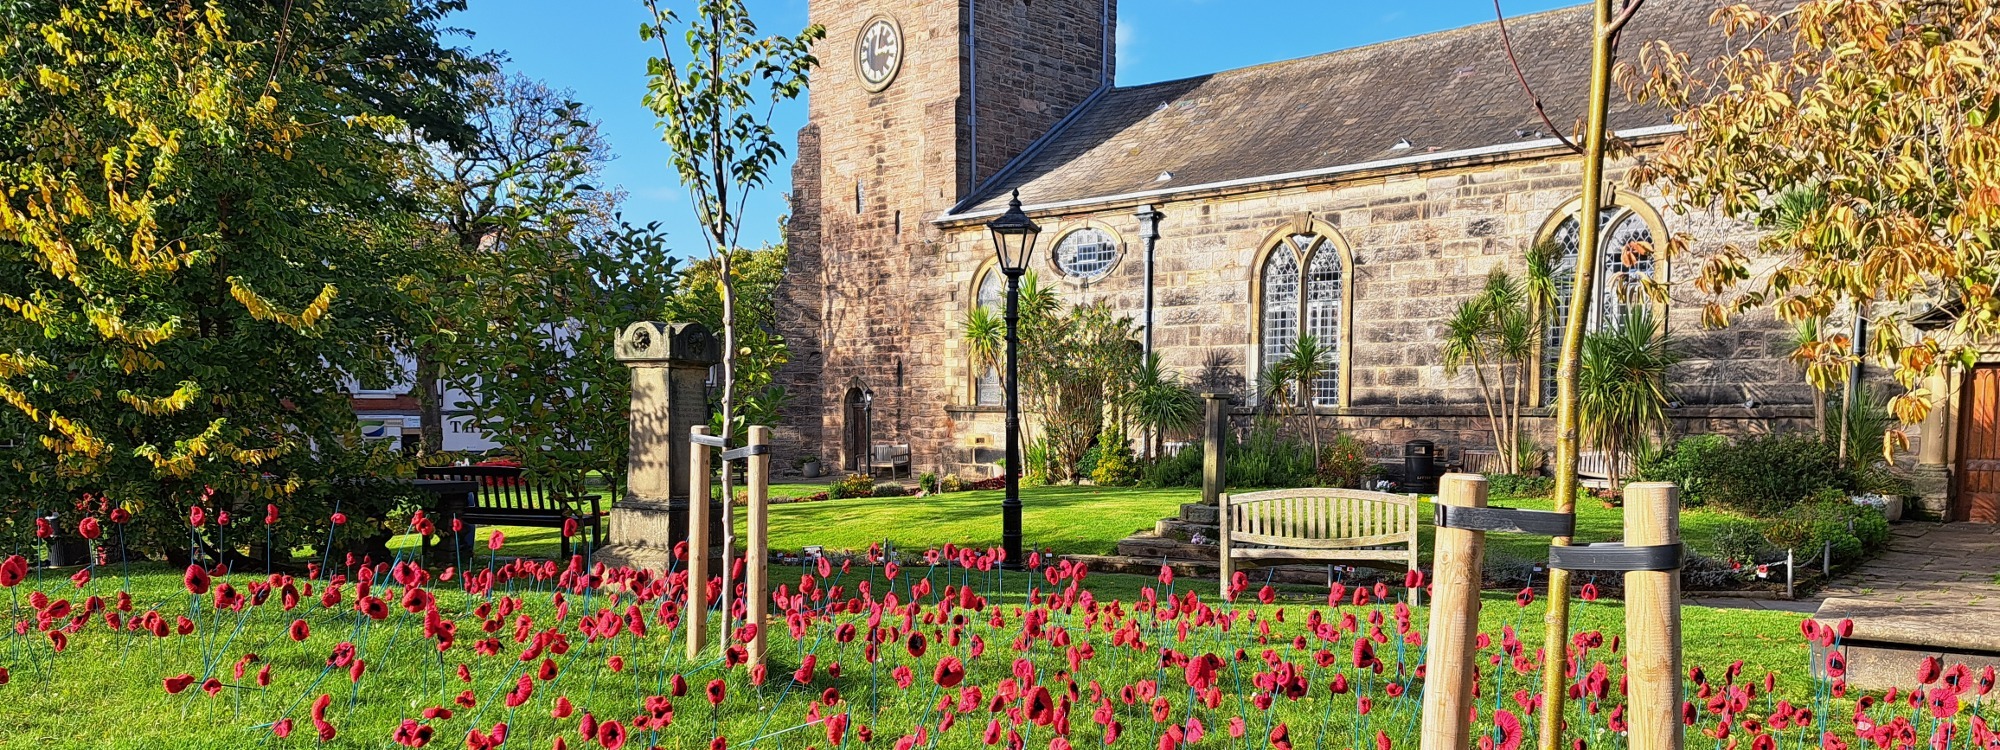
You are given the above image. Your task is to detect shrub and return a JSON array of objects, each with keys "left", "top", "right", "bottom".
[
  {"left": 829, "top": 473, "right": 875, "bottom": 499},
  {"left": 1485, "top": 473, "right": 1555, "bottom": 500},
  {"left": 1637, "top": 434, "right": 1730, "bottom": 507},
  {"left": 1140, "top": 442, "right": 1204, "bottom": 489},
  {"left": 1707, "top": 518, "right": 1777, "bottom": 566},
  {"left": 918, "top": 471, "right": 939, "bottom": 495},
  {"left": 1091, "top": 422, "right": 1140, "bottom": 487},
  {"left": 1703, "top": 434, "right": 1844, "bottom": 517},
  {"left": 1077, "top": 443, "right": 1102, "bottom": 482},
  {"left": 1231, "top": 419, "right": 1316, "bottom": 488},
  {"left": 1024, "top": 439, "right": 1052, "bottom": 485},
  {"left": 871, "top": 483, "right": 908, "bottom": 498},
  {"left": 1317, "top": 434, "right": 1380, "bottom": 489},
  {"left": 1845, "top": 464, "right": 1911, "bottom": 498},
  {"left": 1763, "top": 493, "right": 1890, "bottom": 567},
  {"left": 940, "top": 473, "right": 966, "bottom": 493}
]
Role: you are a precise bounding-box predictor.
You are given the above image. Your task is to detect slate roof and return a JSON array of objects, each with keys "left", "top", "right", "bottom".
[{"left": 947, "top": 0, "right": 1763, "bottom": 219}]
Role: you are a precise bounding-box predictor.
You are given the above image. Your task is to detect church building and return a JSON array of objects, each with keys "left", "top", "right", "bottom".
[{"left": 772, "top": 0, "right": 1993, "bottom": 523}]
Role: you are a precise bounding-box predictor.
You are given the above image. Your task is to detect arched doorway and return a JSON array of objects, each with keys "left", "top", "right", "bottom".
[{"left": 843, "top": 387, "right": 872, "bottom": 472}]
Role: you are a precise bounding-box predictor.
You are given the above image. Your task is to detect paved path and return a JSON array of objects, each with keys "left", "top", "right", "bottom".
[{"left": 1816, "top": 522, "right": 2000, "bottom": 612}]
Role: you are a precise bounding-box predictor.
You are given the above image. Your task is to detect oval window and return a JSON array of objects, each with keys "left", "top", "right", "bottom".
[{"left": 1053, "top": 228, "right": 1118, "bottom": 281}]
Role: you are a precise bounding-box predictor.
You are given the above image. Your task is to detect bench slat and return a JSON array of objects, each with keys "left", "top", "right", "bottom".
[
  {"left": 1232, "top": 548, "right": 1414, "bottom": 561},
  {"left": 1232, "top": 531, "right": 1412, "bottom": 550}
]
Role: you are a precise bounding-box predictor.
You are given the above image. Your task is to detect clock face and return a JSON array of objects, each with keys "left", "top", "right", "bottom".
[{"left": 855, "top": 16, "right": 902, "bottom": 92}]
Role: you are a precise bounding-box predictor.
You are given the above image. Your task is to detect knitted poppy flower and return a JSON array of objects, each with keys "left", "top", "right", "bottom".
[
  {"left": 330, "top": 512, "right": 347, "bottom": 525},
  {"left": 265, "top": 504, "right": 280, "bottom": 525},
  {"left": 0, "top": 555, "right": 25, "bottom": 588},
  {"left": 934, "top": 656, "right": 966, "bottom": 688},
  {"left": 77, "top": 517, "right": 100, "bottom": 541},
  {"left": 183, "top": 564, "right": 212, "bottom": 595},
  {"left": 706, "top": 678, "right": 727, "bottom": 705},
  {"left": 289, "top": 619, "right": 310, "bottom": 642},
  {"left": 188, "top": 506, "right": 205, "bottom": 527},
  {"left": 488, "top": 530, "right": 505, "bottom": 551},
  {"left": 163, "top": 674, "right": 196, "bottom": 694},
  {"left": 597, "top": 719, "right": 627, "bottom": 750},
  {"left": 109, "top": 508, "right": 130, "bottom": 524}
]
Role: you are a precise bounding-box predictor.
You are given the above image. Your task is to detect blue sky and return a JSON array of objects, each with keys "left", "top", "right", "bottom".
[{"left": 447, "top": 0, "right": 1581, "bottom": 253}]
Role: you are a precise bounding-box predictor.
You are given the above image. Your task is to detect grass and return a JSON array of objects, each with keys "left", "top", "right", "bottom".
[
  {"left": 0, "top": 559, "right": 1819, "bottom": 750},
  {"left": 734, "top": 484, "right": 1761, "bottom": 563}
]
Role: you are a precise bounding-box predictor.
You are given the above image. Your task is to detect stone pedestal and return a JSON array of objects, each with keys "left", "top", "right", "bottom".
[
  {"left": 1201, "top": 393, "right": 1230, "bottom": 506},
  {"left": 1910, "top": 465, "right": 1951, "bottom": 521},
  {"left": 595, "top": 322, "right": 725, "bottom": 571}
]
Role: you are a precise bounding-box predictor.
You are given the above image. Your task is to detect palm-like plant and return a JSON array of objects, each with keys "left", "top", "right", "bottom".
[
  {"left": 1275, "top": 335, "right": 1333, "bottom": 460},
  {"left": 1578, "top": 306, "right": 1683, "bottom": 489},
  {"left": 1120, "top": 353, "right": 1202, "bottom": 459},
  {"left": 1440, "top": 268, "right": 1548, "bottom": 475}
]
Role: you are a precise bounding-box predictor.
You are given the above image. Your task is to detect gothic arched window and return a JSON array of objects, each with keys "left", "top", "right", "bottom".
[
  {"left": 1536, "top": 201, "right": 1663, "bottom": 404},
  {"left": 1257, "top": 230, "right": 1349, "bottom": 408},
  {"left": 972, "top": 267, "right": 1004, "bottom": 406}
]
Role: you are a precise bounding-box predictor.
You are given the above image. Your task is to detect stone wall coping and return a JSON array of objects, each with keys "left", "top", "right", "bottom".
[{"left": 1814, "top": 597, "right": 2000, "bottom": 654}]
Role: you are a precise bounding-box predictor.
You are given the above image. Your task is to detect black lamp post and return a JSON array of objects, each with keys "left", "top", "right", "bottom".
[{"left": 987, "top": 190, "right": 1040, "bottom": 570}]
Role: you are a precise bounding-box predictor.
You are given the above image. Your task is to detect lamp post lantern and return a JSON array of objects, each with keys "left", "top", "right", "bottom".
[{"left": 987, "top": 190, "right": 1041, "bottom": 570}]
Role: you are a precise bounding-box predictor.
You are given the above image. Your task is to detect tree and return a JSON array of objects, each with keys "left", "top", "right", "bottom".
[
  {"left": 663, "top": 242, "right": 791, "bottom": 442},
  {"left": 1440, "top": 261, "right": 1556, "bottom": 476},
  {"left": 1270, "top": 335, "right": 1334, "bottom": 462},
  {"left": 0, "top": 0, "right": 483, "bottom": 557},
  {"left": 1622, "top": 0, "right": 2000, "bottom": 433},
  {"left": 640, "top": 0, "right": 821, "bottom": 636},
  {"left": 409, "top": 73, "right": 618, "bottom": 453},
  {"left": 1577, "top": 307, "right": 1683, "bottom": 489}
]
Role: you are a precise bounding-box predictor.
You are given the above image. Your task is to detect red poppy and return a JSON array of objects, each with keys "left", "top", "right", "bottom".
[
  {"left": 934, "top": 656, "right": 966, "bottom": 688},
  {"left": 1919, "top": 656, "right": 1943, "bottom": 684},
  {"left": 265, "top": 504, "right": 280, "bottom": 525},
  {"left": 34, "top": 518, "right": 51, "bottom": 539},
  {"left": 189, "top": 506, "right": 205, "bottom": 526},
  {"left": 184, "top": 564, "right": 211, "bottom": 595},
  {"left": 77, "top": 517, "right": 100, "bottom": 541},
  {"left": 488, "top": 530, "right": 505, "bottom": 551},
  {"left": 907, "top": 632, "right": 928, "bottom": 658},
  {"left": 710, "top": 738, "right": 727, "bottom": 750},
  {"left": 706, "top": 678, "right": 727, "bottom": 705},
  {"left": 109, "top": 508, "right": 130, "bottom": 524},
  {"left": 1494, "top": 709, "right": 1524, "bottom": 750},
  {"left": 330, "top": 512, "right": 347, "bottom": 525},
  {"left": 826, "top": 712, "right": 850, "bottom": 746},
  {"left": 0, "top": 555, "right": 25, "bottom": 588},
  {"left": 163, "top": 674, "right": 196, "bottom": 694},
  {"left": 289, "top": 619, "right": 310, "bottom": 642},
  {"left": 597, "top": 719, "right": 627, "bottom": 750},
  {"left": 1515, "top": 588, "right": 1536, "bottom": 608}
]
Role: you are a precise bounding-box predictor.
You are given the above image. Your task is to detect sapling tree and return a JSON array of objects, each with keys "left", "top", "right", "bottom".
[{"left": 639, "top": 0, "right": 822, "bottom": 633}]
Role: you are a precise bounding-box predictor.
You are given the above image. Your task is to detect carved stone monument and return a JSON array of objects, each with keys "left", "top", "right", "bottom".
[{"left": 595, "top": 321, "right": 724, "bottom": 570}]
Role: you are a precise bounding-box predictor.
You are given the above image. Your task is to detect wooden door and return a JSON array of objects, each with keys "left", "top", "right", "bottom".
[
  {"left": 843, "top": 388, "right": 871, "bottom": 472},
  {"left": 1956, "top": 365, "right": 2000, "bottom": 523}
]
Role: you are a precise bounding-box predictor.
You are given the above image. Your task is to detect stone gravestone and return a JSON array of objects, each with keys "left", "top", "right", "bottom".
[{"left": 595, "top": 321, "right": 724, "bottom": 571}]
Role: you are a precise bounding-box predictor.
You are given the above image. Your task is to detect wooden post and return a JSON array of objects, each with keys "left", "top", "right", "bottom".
[
  {"left": 1624, "top": 482, "right": 1683, "bottom": 750},
  {"left": 745, "top": 425, "right": 772, "bottom": 667},
  {"left": 686, "top": 425, "right": 714, "bottom": 660},
  {"left": 1421, "top": 473, "right": 1488, "bottom": 750},
  {"left": 1202, "top": 393, "right": 1228, "bottom": 506},
  {"left": 1217, "top": 493, "right": 1233, "bottom": 601}
]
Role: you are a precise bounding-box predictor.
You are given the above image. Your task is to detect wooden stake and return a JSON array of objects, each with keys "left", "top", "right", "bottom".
[
  {"left": 745, "top": 425, "right": 771, "bottom": 667},
  {"left": 1624, "top": 482, "right": 1683, "bottom": 750},
  {"left": 1421, "top": 473, "right": 1488, "bottom": 750},
  {"left": 686, "top": 425, "right": 714, "bottom": 660}
]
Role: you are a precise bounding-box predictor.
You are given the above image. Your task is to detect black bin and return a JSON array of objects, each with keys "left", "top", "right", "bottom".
[{"left": 1402, "top": 439, "right": 1437, "bottom": 494}]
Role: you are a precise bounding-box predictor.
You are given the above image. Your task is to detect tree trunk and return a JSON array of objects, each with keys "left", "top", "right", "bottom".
[{"left": 416, "top": 345, "right": 446, "bottom": 454}]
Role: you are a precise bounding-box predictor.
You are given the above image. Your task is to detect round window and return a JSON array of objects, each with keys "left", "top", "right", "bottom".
[{"left": 1053, "top": 228, "right": 1118, "bottom": 281}]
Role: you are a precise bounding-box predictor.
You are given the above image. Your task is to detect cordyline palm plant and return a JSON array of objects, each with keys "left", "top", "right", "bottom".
[
  {"left": 1439, "top": 248, "right": 1562, "bottom": 476},
  {"left": 1268, "top": 335, "right": 1333, "bottom": 461},
  {"left": 1577, "top": 306, "right": 1683, "bottom": 489},
  {"left": 1119, "top": 353, "right": 1202, "bottom": 459}
]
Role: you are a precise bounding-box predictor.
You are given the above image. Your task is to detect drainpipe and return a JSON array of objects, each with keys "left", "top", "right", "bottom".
[{"left": 1135, "top": 204, "right": 1164, "bottom": 357}]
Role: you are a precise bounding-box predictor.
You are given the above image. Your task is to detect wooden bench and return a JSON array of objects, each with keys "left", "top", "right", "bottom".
[
  {"left": 415, "top": 465, "right": 602, "bottom": 560},
  {"left": 1577, "top": 451, "right": 1635, "bottom": 488},
  {"left": 869, "top": 444, "right": 911, "bottom": 479},
  {"left": 1218, "top": 488, "right": 1422, "bottom": 600}
]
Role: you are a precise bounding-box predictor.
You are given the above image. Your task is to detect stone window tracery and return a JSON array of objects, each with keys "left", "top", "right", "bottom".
[
  {"left": 1258, "top": 232, "right": 1345, "bottom": 408},
  {"left": 1538, "top": 203, "right": 1662, "bottom": 404}
]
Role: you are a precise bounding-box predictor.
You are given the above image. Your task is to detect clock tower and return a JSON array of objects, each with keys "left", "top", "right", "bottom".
[{"left": 774, "top": 0, "right": 1115, "bottom": 471}]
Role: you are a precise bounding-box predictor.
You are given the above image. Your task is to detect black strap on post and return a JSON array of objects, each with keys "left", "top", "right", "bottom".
[
  {"left": 690, "top": 433, "right": 727, "bottom": 448},
  {"left": 1433, "top": 505, "right": 1577, "bottom": 537},
  {"left": 1547, "top": 542, "right": 1685, "bottom": 572},
  {"left": 719, "top": 444, "right": 771, "bottom": 462}
]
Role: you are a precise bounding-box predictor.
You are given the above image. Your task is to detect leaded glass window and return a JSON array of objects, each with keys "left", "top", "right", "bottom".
[
  {"left": 1539, "top": 206, "right": 1659, "bottom": 403},
  {"left": 1053, "top": 228, "right": 1118, "bottom": 281},
  {"left": 976, "top": 367, "right": 1002, "bottom": 406},
  {"left": 1259, "top": 233, "right": 1344, "bottom": 407}
]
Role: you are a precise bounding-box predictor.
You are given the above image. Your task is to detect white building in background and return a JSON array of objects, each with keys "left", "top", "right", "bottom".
[{"left": 343, "top": 352, "right": 500, "bottom": 454}]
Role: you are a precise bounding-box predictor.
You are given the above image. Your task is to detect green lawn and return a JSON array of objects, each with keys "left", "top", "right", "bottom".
[{"left": 0, "top": 562, "right": 1816, "bottom": 749}]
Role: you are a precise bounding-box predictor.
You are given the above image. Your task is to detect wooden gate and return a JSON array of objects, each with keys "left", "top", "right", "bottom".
[{"left": 1956, "top": 365, "right": 2000, "bottom": 523}]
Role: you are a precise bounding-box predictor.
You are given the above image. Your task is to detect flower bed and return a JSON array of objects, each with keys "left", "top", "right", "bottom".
[{"left": 0, "top": 512, "right": 1992, "bottom": 749}]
